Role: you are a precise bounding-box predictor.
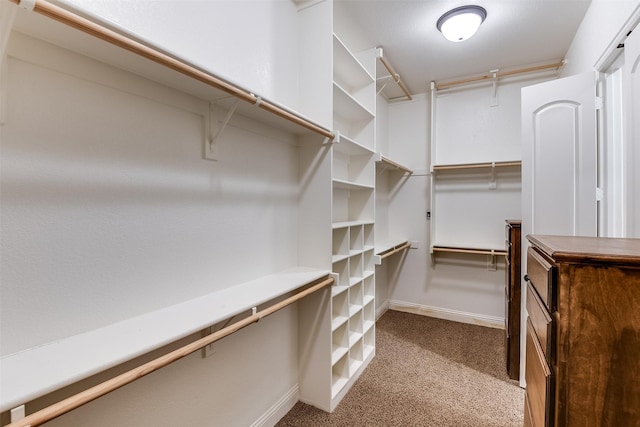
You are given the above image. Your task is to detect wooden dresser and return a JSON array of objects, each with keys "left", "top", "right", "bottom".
[
  {"left": 505, "top": 220, "right": 521, "bottom": 380},
  {"left": 523, "top": 235, "right": 640, "bottom": 427}
]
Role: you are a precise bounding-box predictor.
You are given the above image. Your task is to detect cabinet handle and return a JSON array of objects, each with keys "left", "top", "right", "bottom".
[{"left": 524, "top": 274, "right": 530, "bottom": 282}]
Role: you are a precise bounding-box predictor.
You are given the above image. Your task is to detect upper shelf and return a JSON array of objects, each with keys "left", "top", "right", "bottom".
[
  {"left": 333, "top": 82, "right": 375, "bottom": 121},
  {"left": 332, "top": 34, "right": 374, "bottom": 92},
  {"left": 8, "top": 0, "right": 333, "bottom": 141}
]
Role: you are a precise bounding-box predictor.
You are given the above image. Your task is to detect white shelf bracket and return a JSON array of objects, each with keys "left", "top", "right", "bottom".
[
  {"left": 18, "top": 0, "right": 36, "bottom": 11},
  {"left": 488, "top": 161, "right": 497, "bottom": 190},
  {"left": 487, "top": 250, "right": 497, "bottom": 271},
  {"left": 205, "top": 99, "right": 240, "bottom": 161},
  {"left": 490, "top": 69, "right": 499, "bottom": 107},
  {"left": 376, "top": 76, "right": 392, "bottom": 96},
  {"left": 333, "top": 130, "right": 341, "bottom": 144},
  {"left": 10, "top": 405, "right": 26, "bottom": 422}
]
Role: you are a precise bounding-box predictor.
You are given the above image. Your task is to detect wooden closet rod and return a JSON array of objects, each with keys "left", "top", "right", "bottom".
[
  {"left": 8, "top": 0, "right": 334, "bottom": 140},
  {"left": 435, "top": 61, "right": 564, "bottom": 90},
  {"left": 380, "top": 242, "right": 411, "bottom": 259},
  {"left": 5, "top": 276, "right": 334, "bottom": 427},
  {"left": 378, "top": 56, "right": 412, "bottom": 100},
  {"left": 433, "top": 160, "right": 521, "bottom": 171},
  {"left": 432, "top": 246, "right": 507, "bottom": 256}
]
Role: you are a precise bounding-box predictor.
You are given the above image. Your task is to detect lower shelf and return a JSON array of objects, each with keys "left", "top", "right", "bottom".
[{"left": 0, "top": 267, "right": 331, "bottom": 413}]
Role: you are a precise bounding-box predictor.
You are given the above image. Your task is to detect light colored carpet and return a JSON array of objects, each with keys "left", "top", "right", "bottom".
[{"left": 277, "top": 310, "right": 524, "bottom": 426}]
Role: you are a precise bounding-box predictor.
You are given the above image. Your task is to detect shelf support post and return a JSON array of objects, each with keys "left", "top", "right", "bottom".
[
  {"left": 487, "top": 250, "right": 497, "bottom": 271},
  {"left": 488, "top": 161, "right": 497, "bottom": 190},
  {"left": 490, "top": 69, "right": 499, "bottom": 107}
]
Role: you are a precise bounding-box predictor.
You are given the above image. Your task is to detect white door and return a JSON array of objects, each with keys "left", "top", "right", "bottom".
[
  {"left": 519, "top": 72, "right": 597, "bottom": 386},
  {"left": 521, "top": 72, "right": 598, "bottom": 241},
  {"left": 623, "top": 27, "right": 640, "bottom": 238}
]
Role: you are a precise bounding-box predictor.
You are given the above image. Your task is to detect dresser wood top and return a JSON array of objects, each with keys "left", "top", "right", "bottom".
[{"left": 527, "top": 235, "right": 640, "bottom": 265}]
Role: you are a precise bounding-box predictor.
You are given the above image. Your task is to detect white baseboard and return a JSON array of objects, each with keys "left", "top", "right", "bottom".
[
  {"left": 251, "top": 384, "right": 299, "bottom": 427},
  {"left": 375, "top": 301, "right": 389, "bottom": 320},
  {"left": 389, "top": 300, "right": 504, "bottom": 329}
]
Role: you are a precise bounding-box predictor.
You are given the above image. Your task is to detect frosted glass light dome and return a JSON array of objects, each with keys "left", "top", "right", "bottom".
[{"left": 437, "top": 5, "right": 487, "bottom": 42}]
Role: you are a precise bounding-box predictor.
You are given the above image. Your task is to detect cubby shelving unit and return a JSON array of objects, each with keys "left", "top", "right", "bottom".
[{"left": 326, "top": 30, "right": 377, "bottom": 411}]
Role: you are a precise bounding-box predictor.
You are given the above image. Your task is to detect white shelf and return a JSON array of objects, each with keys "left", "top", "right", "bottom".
[
  {"left": 332, "top": 254, "right": 349, "bottom": 263},
  {"left": 333, "top": 134, "right": 376, "bottom": 156},
  {"left": 331, "top": 315, "right": 349, "bottom": 331},
  {"left": 331, "top": 375, "right": 349, "bottom": 398},
  {"left": 11, "top": 8, "right": 331, "bottom": 142},
  {"left": 332, "top": 178, "right": 374, "bottom": 191},
  {"left": 332, "top": 220, "right": 375, "bottom": 229},
  {"left": 331, "top": 285, "right": 349, "bottom": 297},
  {"left": 349, "top": 277, "right": 363, "bottom": 287},
  {"left": 0, "top": 267, "right": 330, "bottom": 412},
  {"left": 375, "top": 239, "right": 405, "bottom": 255},
  {"left": 333, "top": 83, "right": 375, "bottom": 121},
  {"left": 431, "top": 243, "right": 507, "bottom": 256},
  {"left": 331, "top": 345, "right": 349, "bottom": 365},
  {"left": 432, "top": 160, "right": 522, "bottom": 172},
  {"left": 375, "top": 154, "right": 413, "bottom": 175},
  {"left": 363, "top": 295, "right": 375, "bottom": 307},
  {"left": 332, "top": 34, "right": 374, "bottom": 92},
  {"left": 348, "top": 330, "right": 363, "bottom": 346}
]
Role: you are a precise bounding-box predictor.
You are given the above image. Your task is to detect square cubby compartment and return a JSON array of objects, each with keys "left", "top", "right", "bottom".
[
  {"left": 349, "top": 310, "right": 364, "bottom": 345},
  {"left": 332, "top": 322, "right": 349, "bottom": 365},
  {"left": 363, "top": 327, "right": 375, "bottom": 359},
  {"left": 363, "top": 275, "right": 374, "bottom": 306},
  {"left": 363, "top": 298, "right": 375, "bottom": 333},
  {"left": 349, "top": 337, "right": 365, "bottom": 370},
  {"left": 363, "top": 249, "right": 375, "bottom": 279},
  {"left": 349, "top": 225, "right": 363, "bottom": 255},
  {"left": 332, "top": 291, "right": 349, "bottom": 331},
  {"left": 350, "top": 281, "right": 363, "bottom": 310},
  {"left": 332, "top": 227, "right": 349, "bottom": 262},
  {"left": 332, "top": 352, "right": 349, "bottom": 398},
  {"left": 363, "top": 223, "right": 374, "bottom": 250},
  {"left": 332, "top": 259, "right": 349, "bottom": 297},
  {"left": 350, "top": 253, "right": 363, "bottom": 284}
]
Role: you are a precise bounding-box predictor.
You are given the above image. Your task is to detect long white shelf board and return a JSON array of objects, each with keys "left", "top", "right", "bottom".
[
  {"left": 0, "top": 267, "right": 330, "bottom": 412},
  {"left": 10, "top": 5, "right": 331, "bottom": 140},
  {"left": 375, "top": 238, "right": 409, "bottom": 255}
]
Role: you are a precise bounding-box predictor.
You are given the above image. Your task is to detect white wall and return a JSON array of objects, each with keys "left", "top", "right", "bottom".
[
  {"left": 560, "top": 0, "right": 640, "bottom": 238},
  {"left": 58, "top": 0, "right": 302, "bottom": 111},
  {"left": 561, "top": 0, "right": 640, "bottom": 78},
  {"left": 385, "top": 77, "right": 554, "bottom": 327},
  {"left": 0, "top": 1, "right": 314, "bottom": 423}
]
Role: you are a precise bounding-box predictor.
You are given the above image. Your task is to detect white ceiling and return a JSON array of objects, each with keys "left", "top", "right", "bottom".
[{"left": 335, "top": 0, "right": 592, "bottom": 99}]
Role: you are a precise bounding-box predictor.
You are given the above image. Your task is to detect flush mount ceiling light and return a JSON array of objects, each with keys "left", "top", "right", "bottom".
[{"left": 437, "top": 5, "right": 487, "bottom": 42}]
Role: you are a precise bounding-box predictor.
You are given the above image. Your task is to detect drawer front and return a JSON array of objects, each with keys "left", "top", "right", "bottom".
[
  {"left": 526, "top": 247, "right": 555, "bottom": 311},
  {"left": 526, "top": 282, "right": 553, "bottom": 362},
  {"left": 525, "top": 319, "right": 554, "bottom": 427}
]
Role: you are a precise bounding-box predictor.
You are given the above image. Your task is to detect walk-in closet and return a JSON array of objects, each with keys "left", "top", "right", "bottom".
[{"left": 1, "top": 1, "right": 639, "bottom": 426}]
